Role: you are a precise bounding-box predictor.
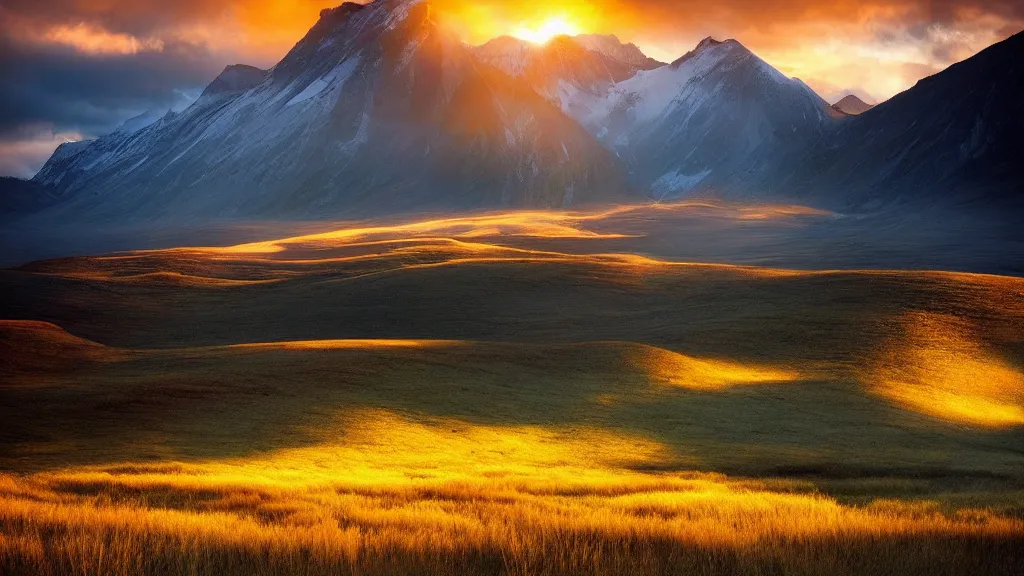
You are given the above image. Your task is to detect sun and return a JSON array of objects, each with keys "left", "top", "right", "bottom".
[{"left": 511, "top": 16, "right": 581, "bottom": 44}]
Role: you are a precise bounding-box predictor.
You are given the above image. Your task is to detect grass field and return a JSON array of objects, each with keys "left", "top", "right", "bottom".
[{"left": 2, "top": 203, "right": 1023, "bottom": 574}]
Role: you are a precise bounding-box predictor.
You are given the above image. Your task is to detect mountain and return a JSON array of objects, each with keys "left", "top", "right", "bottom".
[
  {"left": 572, "top": 37, "right": 834, "bottom": 198},
  {"left": 574, "top": 34, "right": 664, "bottom": 70},
  {"left": 780, "top": 30, "right": 1024, "bottom": 208},
  {"left": 831, "top": 94, "right": 873, "bottom": 115},
  {"left": 472, "top": 34, "right": 662, "bottom": 119},
  {"left": 198, "top": 64, "right": 266, "bottom": 99},
  {"left": 27, "top": 1, "right": 1023, "bottom": 221},
  {"left": 114, "top": 108, "right": 169, "bottom": 135},
  {"left": 565, "top": 30, "right": 1022, "bottom": 209},
  {"left": 31, "top": 0, "right": 625, "bottom": 222}
]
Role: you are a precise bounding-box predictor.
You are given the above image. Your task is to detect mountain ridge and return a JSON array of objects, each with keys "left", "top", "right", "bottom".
[
  {"left": 472, "top": 33, "right": 662, "bottom": 120},
  {"left": 23, "top": 1, "right": 1024, "bottom": 222},
  {"left": 775, "top": 29, "right": 1024, "bottom": 208},
  {"left": 570, "top": 35, "right": 834, "bottom": 199}
]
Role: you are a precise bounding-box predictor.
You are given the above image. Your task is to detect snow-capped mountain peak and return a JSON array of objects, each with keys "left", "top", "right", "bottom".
[
  {"left": 28, "top": 2, "right": 1021, "bottom": 220},
  {"left": 113, "top": 109, "right": 167, "bottom": 135},
  {"left": 572, "top": 34, "right": 664, "bottom": 69},
  {"left": 473, "top": 36, "right": 534, "bottom": 76},
  {"left": 472, "top": 32, "right": 663, "bottom": 119},
  {"left": 31, "top": 0, "right": 624, "bottom": 220},
  {"left": 199, "top": 65, "right": 267, "bottom": 100},
  {"left": 574, "top": 35, "right": 833, "bottom": 198}
]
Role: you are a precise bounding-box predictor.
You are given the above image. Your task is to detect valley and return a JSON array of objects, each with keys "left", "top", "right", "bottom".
[{"left": 3, "top": 202, "right": 1023, "bottom": 575}]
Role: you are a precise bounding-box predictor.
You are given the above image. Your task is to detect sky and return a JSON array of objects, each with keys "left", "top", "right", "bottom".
[{"left": 1, "top": 0, "right": 1021, "bottom": 178}]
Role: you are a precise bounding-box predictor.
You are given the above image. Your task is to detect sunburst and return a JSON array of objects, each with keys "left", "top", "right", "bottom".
[{"left": 511, "top": 16, "right": 581, "bottom": 44}]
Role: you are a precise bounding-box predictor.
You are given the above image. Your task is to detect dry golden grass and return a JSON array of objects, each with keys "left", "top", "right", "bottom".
[
  {"left": 2, "top": 475, "right": 1021, "bottom": 576},
  {"left": 2, "top": 408, "right": 1022, "bottom": 576}
]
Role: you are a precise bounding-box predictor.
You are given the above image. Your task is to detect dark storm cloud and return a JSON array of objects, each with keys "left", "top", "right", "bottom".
[
  {"left": 0, "top": 36, "right": 219, "bottom": 137},
  {"left": 0, "top": 0, "right": 229, "bottom": 36},
  {"left": 0, "top": 27, "right": 225, "bottom": 177},
  {"left": 607, "top": 0, "right": 1024, "bottom": 48},
  {"left": 0, "top": 1, "right": 252, "bottom": 176}
]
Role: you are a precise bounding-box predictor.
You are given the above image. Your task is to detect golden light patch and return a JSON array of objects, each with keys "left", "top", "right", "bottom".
[
  {"left": 228, "top": 339, "right": 452, "bottom": 351},
  {"left": 204, "top": 202, "right": 824, "bottom": 257},
  {"left": 56, "top": 271, "right": 277, "bottom": 286},
  {"left": 626, "top": 344, "right": 801, "bottom": 390},
  {"left": 209, "top": 212, "right": 627, "bottom": 255},
  {"left": 0, "top": 320, "right": 123, "bottom": 370},
  {"left": 198, "top": 408, "right": 675, "bottom": 486},
  {"left": 867, "top": 312, "right": 1024, "bottom": 428}
]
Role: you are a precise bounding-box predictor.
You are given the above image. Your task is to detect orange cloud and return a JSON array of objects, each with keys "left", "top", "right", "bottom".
[
  {"left": 3, "top": 0, "right": 1022, "bottom": 109},
  {"left": 297, "top": 0, "right": 1018, "bottom": 101},
  {"left": 426, "top": 0, "right": 1023, "bottom": 101},
  {"left": 42, "top": 22, "right": 165, "bottom": 54}
]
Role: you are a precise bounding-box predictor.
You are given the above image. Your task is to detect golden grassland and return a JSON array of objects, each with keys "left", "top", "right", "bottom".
[
  {"left": 2, "top": 204, "right": 1024, "bottom": 574},
  {"left": 3, "top": 323, "right": 1023, "bottom": 575},
  {"left": 2, "top": 407, "right": 1023, "bottom": 576},
  {"left": 868, "top": 311, "right": 1024, "bottom": 427}
]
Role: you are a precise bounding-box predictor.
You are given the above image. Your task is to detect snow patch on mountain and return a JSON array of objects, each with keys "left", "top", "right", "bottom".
[
  {"left": 473, "top": 33, "right": 663, "bottom": 121},
  {"left": 338, "top": 112, "right": 371, "bottom": 155},
  {"left": 384, "top": 0, "right": 424, "bottom": 30},
  {"left": 652, "top": 169, "right": 711, "bottom": 198},
  {"left": 287, "top": 55, "right": 361, "bottom": 106},
  {"left": 580, "top": 40, "right": 734, "bottom": 130},
  {"left": 49, "top": 140, "right": 93, "bottom": 163},
  {"left": 115, "top": 109, "right": 166, "bottom": 135},
  {"left": 573, "top": 34, "right": 664, "bottom": 69},
  {"left": 473, "top": 36, "right": 532, "bottom": 77}
]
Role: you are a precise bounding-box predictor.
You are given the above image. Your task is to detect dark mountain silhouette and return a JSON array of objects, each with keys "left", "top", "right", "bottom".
[
  {"left": 780, "top": 30, "right": 1024, "bottom": 208},
  {"left": 0, "top": 177, "right": 58, "bottom": 214}
]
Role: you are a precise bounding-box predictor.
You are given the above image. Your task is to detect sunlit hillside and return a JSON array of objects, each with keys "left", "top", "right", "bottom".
[{"left": 2, "top": 202, "right": 1023, "bottom": 574}]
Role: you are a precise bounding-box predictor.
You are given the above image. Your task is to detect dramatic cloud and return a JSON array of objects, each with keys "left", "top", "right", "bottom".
[
  {"left": 1, "top": 0, "right": 1021, "bottom": 177},
  {"left": 39, "top": 23, "right": 167, "bottom": 55},
  {"left": 435, "top": 0, "right": 1023, "bottom": 101},
  {"left": 0, "top": 27, "right": 221, "bottom": 176},
  {"left": 0, "top": 127, "right": 85, "bottom": 179}
]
